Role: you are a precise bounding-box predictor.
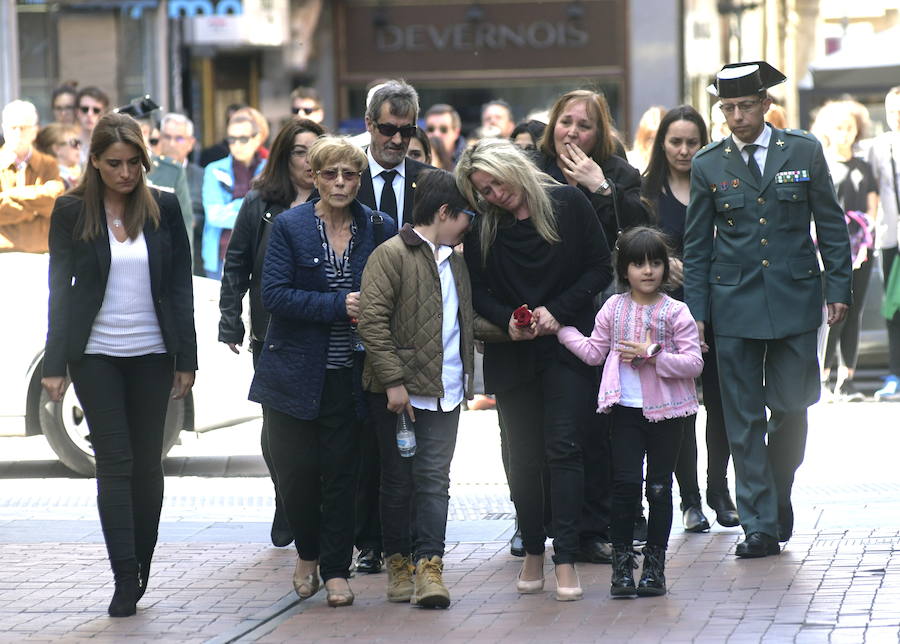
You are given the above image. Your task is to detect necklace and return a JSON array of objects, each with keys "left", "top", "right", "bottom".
[{"left": 112, "top": 218, "right": 123, "bottom": 228}]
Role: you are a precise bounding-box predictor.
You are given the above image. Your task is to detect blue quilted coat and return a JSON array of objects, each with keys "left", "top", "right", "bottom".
[{"left": 248, "top": 199, "right": 396, "bottom": 420}]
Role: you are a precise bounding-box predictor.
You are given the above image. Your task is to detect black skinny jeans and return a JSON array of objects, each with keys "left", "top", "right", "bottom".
[
  {"left": 824, "top": 257, "right": 875, "bottom": 373},
  {"left": 369, "top": 394, "right": 459, "bottom": 562},
  {"left": 495, "top": 360, "right": 592, "bottom": 565},
  {"left": 265, "top": 368, "right": 360, "bottom": 582},
  {"left": 251, "top": 340, "right": 284, "bottom": 521},
  {"left": 610, "top": 405, "right": 684, "bottom": 549},
  {"left": 674, "top": 330, "right": 732, "bottom": 499},
  {"left": 69, "top": 353, "right": 174, "bottom": 568}
]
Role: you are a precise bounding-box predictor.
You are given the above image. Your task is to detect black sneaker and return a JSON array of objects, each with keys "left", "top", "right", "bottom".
[{"left": 838, "top": 380, "right": 865, "bottom": 402}]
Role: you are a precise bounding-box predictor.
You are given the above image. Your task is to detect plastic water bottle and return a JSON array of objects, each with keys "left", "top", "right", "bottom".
[{"left": 396, "top": 411, "right": 416, "bottom": 458}]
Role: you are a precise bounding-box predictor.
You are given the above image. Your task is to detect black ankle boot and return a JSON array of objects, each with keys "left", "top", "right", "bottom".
[
  {"left": 637, "top": 545, "right": 667, "bottom": 596},
  {"left": 136, "top": 557, "right": 152, "bottom": 602},
  {"left": 680, "top": 493, "right": 711, "bottom": 533},
  {"left": 108, "top": 560, "right": 140, "bottom": 617},
  {"left": 610, "top": 546, "right": 637, "bottom": 597}
]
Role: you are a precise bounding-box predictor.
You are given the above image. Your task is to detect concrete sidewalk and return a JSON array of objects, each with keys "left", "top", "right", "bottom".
[{"left": 1, "top": 523, "right": 898, "bottom": 643}]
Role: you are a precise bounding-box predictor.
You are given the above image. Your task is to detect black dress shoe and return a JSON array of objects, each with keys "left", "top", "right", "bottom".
[
  {"left": 270, "top": 505, "right": 293, "bottom": 548},
  {"left": 354, "top": 548, "right": 383, "bottom": 574},
  {"left": 509, "top": 528, "right": 525, "bottom": 558},
  {"left": 735, "top": 532, "right": 780, "bottom": 558},
  {"left": 707, "top": 490, "right": 740, "bottom": 528},
  {"left": 576, "top": 539, "right": 613, "bottom": 564},
  {"left": 777, "top": 502, "right": 794, "bottom": 543},
  {"left": 681, "top": 494, "right": 711, "bottom": 533}
]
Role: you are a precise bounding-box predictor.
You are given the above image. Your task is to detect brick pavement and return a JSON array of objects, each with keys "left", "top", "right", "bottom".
[{"left": 1, "top": 526, "right": 899, "bottom": 643}]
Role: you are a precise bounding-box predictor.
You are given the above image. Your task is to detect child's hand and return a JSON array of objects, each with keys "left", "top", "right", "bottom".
[{"left": 619, "top": 329, "right": 655, "bottom": 364}]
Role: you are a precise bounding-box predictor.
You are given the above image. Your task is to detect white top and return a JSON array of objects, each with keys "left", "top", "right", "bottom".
[
  {"left": 866, "top": 130, "right": 900, "bottom": 249},
  {"left": 85, "top": 228, "right": 167, "bottom": 357},
  {"left": 366, "top": 148, "right": 406, "bottom": 226},
  {"left": 617, "top": 361, "right": 643, "bottom": 408},
  {"left": 733, "top": 123, "right": 771, "bottom": 176},
  {"left": 408, "top": 229, "right": 464, "bottom": 413}
]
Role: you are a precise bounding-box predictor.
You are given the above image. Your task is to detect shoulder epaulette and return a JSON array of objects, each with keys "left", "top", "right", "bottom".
[{"left": 694, "top": 137, "right": 725, "bottom": 159}]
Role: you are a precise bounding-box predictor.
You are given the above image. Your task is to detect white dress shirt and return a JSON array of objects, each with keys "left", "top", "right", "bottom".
[
  {"left": 408, "top": 229, "right": 464, "bottom": 413},
  {"left": 734, "top": 124, "right": 772, "bottom": 177},
  {"left": 366, "top": 149, "right": 406, "bottom": 226}
]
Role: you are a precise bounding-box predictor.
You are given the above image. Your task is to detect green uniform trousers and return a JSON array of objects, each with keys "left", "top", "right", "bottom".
[{"left": 714, "top": 330, "right": 818, "bottom": 538}]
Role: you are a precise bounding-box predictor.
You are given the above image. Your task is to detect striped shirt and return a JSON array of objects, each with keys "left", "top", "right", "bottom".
[{"left": 316, "top": 216, "right": 358, "bottom": 369}]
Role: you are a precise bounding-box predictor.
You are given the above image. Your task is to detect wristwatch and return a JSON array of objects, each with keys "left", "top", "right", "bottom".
[
  {"left": 594, "top": 178, "right": 610, "bottom": 194},
  {"left": 645, "top": 343, "right": 662, "bottom": 358}
]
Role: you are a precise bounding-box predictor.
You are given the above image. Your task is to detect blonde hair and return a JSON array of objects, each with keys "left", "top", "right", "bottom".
[
  {"left": 630, "top": 106, "right": 665, "bottom": 171},
  {"left": 810, "top": 101, "right": 856, "bottom": 150},
  {"left": 539, "top": 90, "right": 616, "bottom": 163},
  {"left": 70, "top": 112, "right": 159, "bottom": 241},
  {"left": 307, "top": 135, "right": 367, "bottom": 174},
  {"left": 454, "top": 138, "right": 559, "bottom": 265},
  {"left": 765, "top": 103, "right": 788, "bottom": 129}
]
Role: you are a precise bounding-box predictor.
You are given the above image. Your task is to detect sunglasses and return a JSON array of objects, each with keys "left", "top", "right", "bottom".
[
  {"left": 316, "top": 168, "right": 362, "bottom": 182},
  {"left": 67, "top": 138, "right": 81, "bottom": 148},
  {"left": 149, "top": 137, "right": 160, "bottom": 146},
  {"left": 292, "top": 106, "right": 321, "bottom": 115},
  {"left": 226, "top": 134, "right": 257, "bottom": 145},
  {"left": 461, "top": 208, "right": 478, "bottom": 221},
  {"left": 427, "top": 124, "right": 450, "bottom": 135},
  {"left": 374, "top": 122, "right": 417, "bottom": 139},
  {"left": 79, "top": 106, "right": 103, "bottom": 115}
]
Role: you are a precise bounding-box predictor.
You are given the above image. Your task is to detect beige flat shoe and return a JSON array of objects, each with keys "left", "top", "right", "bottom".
[
  {"left": 293, "top": 558, "right": 320, "bottom": 600},
  {"left": 325, "top": 579, "right": 354, "bottom": 607}
]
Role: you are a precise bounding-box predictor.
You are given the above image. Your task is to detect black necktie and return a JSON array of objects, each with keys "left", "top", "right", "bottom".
[
  {"left": 744, "top": 144, "right": 763, "bottom": 182},
  {"left": 379, "top": 169, "right": 398, "bottom": 220}
]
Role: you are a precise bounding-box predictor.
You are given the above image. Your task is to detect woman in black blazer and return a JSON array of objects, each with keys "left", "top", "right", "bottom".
[{"left": 41, "top": 112, "right": 197, "bottom": 618}]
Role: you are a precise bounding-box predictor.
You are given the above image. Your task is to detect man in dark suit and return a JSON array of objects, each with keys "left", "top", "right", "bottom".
[
  {"left": 684, "top": 62, "right": 852, "bottom": 558},
  {"left": 350, "top": 79, "right": 429, "bottom": 575}
]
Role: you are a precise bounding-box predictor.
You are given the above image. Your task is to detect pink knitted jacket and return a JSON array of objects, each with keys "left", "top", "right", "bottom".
[{"left": 557, "top": 293, "right": 703, "bottom": 421}]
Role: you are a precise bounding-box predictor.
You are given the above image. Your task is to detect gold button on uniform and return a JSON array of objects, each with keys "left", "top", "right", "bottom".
[
  {"left": 762, "top": 260, "right": 770, "bottom": 267},
  {"left": 757, "top": 197, "right": 765, "bottom": 204},
  {"left": 761, "top": 238, "right": 768, "bottom": 246},
  {"left": 792, "top": 194, "right": 798, "bottom": 200},
  {"left": 724, "top": 203, "right": 731, "bottom": 210},
  {"left": 759, "top": 217, "right": 767, "bottom": 224}
]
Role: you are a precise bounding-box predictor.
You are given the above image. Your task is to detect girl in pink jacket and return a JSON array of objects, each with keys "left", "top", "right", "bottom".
[{"left": 557, "top": 227, "right": 703, "bottom": 599}]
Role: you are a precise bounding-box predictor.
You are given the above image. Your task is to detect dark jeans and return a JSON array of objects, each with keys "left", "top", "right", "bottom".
[
  {"left": 355, "top": 419, "right": 382, "bottom": 552},
  {"left": 580, "top": 410, "right": 611, "bottom": 542},
  {"left": 882, "top": 247, "right": 900, "bottom": 376},
  {"left": 609, "top": 405, "right": 684, "bottom": 549},
  {"left": 69, "top": 353, "right": 174, "bottom": 568},
  {"left": 495, "top": 360, "right": 592, "bottom": 565},
  {"left": 251, "top": 340, "right": 284, "bottom": 522},
  {"left": 369, "top": 394, "right": 460, "bottom": 561},
  {"left": 675, "top": 330, "right": 732, "bottom": 499},
  {"left": 265, "top": 368, "right": 360, "bottom": 582},
  {"left": 825, "top": 257, "right": 875, "bottom": 372}
]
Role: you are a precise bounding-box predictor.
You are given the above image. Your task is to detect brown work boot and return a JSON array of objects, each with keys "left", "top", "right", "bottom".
[
  {"left": 411, "top": 556, "right": 450, "bottom": 608},
  {"left": 385, "top": 553, "right": 414, "bottom": 603}
]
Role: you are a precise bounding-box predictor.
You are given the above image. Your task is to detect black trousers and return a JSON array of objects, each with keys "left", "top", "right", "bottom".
[
  {"left": 369, "top": 394, "right": 460, "bottom": 561},
  {"left": 674, "top": 330, "right": 732, "bottom": 499},
  {"left": 69, "top": 353, "right": 174, "bottom": 568},
  {"left": 881, "top": 247, "right": 900, "bottom": 376},
  {"left": 495, "top": 360, "right": 592, "bottom": 564},
  {"left": 579, "top": 410, "right": 611, "bottom": 542},
  {"left": 251, "top": 340, "right": 285, "bottom": 523},
  {"left": 609, "top": 405, "right": 684, "bottom": 549},
  {"left": 824, "top": 257, "right": 875, "bottom": 372},
  {"left": 265, "top": 368, "right": 360, "bottom": 582},
  {"left": 355, "top": 420, "right": 382, "bottom": 552}
]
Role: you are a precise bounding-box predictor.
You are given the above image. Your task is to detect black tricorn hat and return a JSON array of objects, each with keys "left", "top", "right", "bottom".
[
  {"left": 114, "top": 95, "right": 160, "bottom": 120},
  {"left": 707, "top": 62, "right": 787, "bottom": 98}
]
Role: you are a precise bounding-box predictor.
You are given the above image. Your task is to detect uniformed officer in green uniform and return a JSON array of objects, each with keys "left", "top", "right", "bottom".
[
  {"left": 683, "top": 62, "right": 852, "bottom": 558},
  {"left": 116, "top": 97, "right": 195, "bottom": 267}
]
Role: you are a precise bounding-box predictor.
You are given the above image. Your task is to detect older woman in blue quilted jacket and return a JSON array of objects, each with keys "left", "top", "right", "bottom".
[{"left": 249, "top": 136, "right": 396, "bottom": 607}]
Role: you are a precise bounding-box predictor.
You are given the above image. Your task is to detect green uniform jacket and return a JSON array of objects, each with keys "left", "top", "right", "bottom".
[
  {"left": 148, "top": 155, "right": 194, "bottom": 267},
  {"left": 683, "top": 125, "right": 852, "bottom": 339}
]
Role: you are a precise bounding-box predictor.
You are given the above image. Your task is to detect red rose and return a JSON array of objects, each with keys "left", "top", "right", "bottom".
[{"left": 513, "top": 305, "right": 533, "bottom": 328}]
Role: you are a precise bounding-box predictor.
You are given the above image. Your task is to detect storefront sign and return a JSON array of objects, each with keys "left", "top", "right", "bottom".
[{"left": 338, "top": 0, "right": 625, "bottom": 78}]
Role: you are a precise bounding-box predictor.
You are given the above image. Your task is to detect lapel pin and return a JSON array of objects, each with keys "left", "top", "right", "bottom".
[
  {"left": 732, "top": 179, "right": 740, "bottom": 188},
  {"left": 724, "top": 146, "right": 732, "bottom": 154},
  {"left": 776, "top": 139, "right": 785, "bottom": 147},
  {"left": 727, "top": 218, "right": 735, "bottom": 226},
  {"left": 719, "top": 181, "right": 729, "bottom": 192},
  {"left": 710, "top": 184, "right": 717, "bottom": 193}
]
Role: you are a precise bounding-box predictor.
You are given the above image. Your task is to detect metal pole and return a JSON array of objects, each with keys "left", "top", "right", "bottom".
[{"left": 0, "top": 0, "right": 21, "bottom": 107}]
